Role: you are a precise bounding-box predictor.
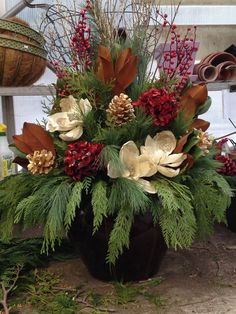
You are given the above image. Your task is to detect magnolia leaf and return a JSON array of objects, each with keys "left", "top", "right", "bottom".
[
  {"left": 12, "top": 134, "right": 33, "bottom": 155},
  {"left": 174, "top": 133, "right": 191, "bottom": 153},
  {"left": 13, "top": 156, "right": 29, "bottom": 169},
  {"left": 96, "top": 45, "right": 114, "bottom": 82},
  {"left": 179, "top": 94, "right": 197, "bottom": 120},
  {"left": 197, "top": 96, "right": 212, "bottom": 116},
  {"left": 23, "top": 123, "right": 56, "bottom": 155},
  {"left": 182, "top": 154, "right": 194, "bottom": 169},
  {"left": 9, "top": 143, "right": 27, "bottom": 158},
  {"left": 190, "top": 119, "right": 210, "bottom": 131},
  {"left": 113, "top": 48, "right": 138, "bottom": 95},
  {"left": 115, "top": 48, "right": 132, "bottom": 75},
  {"left": 185, "top": 84, "right": 208, "bottom": 106}
]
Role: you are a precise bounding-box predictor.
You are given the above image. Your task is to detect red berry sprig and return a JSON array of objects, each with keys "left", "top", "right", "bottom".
[
  {"left": 157, "top": 10, "right": 198, "bottom": 92},
  {"left": 70, "top": 0, "right": 94, "bottom": 71}
]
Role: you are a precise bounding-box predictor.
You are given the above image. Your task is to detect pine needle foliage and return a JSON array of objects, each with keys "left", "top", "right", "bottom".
[
  {"left": 0, "top": 173, "right": 34, "bottom": 240},
  {"left": 107, "top": 207, "right": 134, "bottom": 265},
  {"left": 94, "top": 109, "right": 154, "bottom": 146},
  {"left": 64, "top": 182, "right": 84, "bottom": 232},
  {"left": 182, "top": 169, "right": 232, "bottom": 239},
  {"left": 108, "top": 178, "right": 150, "bottom": 215},
  {"left": 169, "top": 110, "right": 193, "bottom": 138},
  {"left": 152, "top": 178, "right": 196, "bottom": 248},
  {"left": 99, "top": 144, "right": 124, "bottom": 173},
  {"left": 92, "top": 181, "right": 108, "bottom": 233}
]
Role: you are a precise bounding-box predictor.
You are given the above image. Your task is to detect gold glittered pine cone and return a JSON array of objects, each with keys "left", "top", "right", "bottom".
[
  {"left": 106, "top": 93, "right": 135, "bottom": 127},
  {"left": 27, "top": 149, "right": 55, "bottom": 175}
]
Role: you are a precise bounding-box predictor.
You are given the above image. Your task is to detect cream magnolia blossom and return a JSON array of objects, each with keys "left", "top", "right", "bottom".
[
  {"left": 108, "top": 131, "right": 186, "bottom": 193},
  {"left": 107, "top": 141, "right": 157, "bottom": 194},
  {"left": 47, "top": 96, "right": 92, "bottom": 141},
  {"left": 141, "top": 131, "right": 186, "bottom": 177}
]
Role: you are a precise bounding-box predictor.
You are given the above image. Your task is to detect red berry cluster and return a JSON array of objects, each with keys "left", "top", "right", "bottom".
[
  {"left": 52, "top": 62, "right": 70, "bottom": 80},
  {"left": 215, "top": 154, "right": 236, "bottom": 176},
  {"left": 70, "top": 0, "right": 94, "bottom": 71},
  {"left": 64, "top": 141, "right": 105, "bottom": 181},
  {"left": 133, "top": 87, "right": 179, "bottom": 127},
  {"left": 216, "top": 138, "right": 229, "bottom": 150},
  {"left": 157, "top": 11, "right": 198, "bottom": 92}
]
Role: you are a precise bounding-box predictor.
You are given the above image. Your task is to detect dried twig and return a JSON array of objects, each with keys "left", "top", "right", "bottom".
[{"left": 0, "top": 265, "right": 22, "bottom": 314}]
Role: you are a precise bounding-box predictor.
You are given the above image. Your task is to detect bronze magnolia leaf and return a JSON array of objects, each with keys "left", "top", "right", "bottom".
[
  {"left": 13, "top": 123, "right": 56, "bottom": 156},
  {"left": 190, "top": 118, "right": 210, "bottom": 132},
  {"left": 13, "top": 156, "right": 29, "bottom": 169},
  {"left": 179, "top": 93, "right": 197, "bottom": 120},
  {"left": 174, "top": 133, "right": 191, "bottom": 153},
  {"left": 185, "top": 84, "right": 208, "bottom": 107},
  {"left": 12, "top": 134, "right": 33, "bottom": 154},
  {"left": 114, "top": 48, "right": 138, "bottom": 95},
  {"left": 96, "top": 45, "right": 114, "bottom": 82}
]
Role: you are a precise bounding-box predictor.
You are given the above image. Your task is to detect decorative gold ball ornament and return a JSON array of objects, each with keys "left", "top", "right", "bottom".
[
  {"left": 27, "top": 149, "right": 55, "bottom": 175},
  {"left": 106, "top": 93, "right": 135, "bottom": 126}
]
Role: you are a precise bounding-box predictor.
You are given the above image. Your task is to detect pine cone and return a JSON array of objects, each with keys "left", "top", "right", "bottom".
[
  {"left": 27, "top": 150, "right": 55, "bottom": 175},
  {"left": 106, "top": 93, "right": 135, "bottom": 127}
]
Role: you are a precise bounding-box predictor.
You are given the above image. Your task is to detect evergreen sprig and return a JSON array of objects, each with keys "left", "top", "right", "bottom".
[
  {"left": 152, "top": 178, "right": 196, "bottom": 248},
  {"left": 183, "top": 169, "right": 232, "bottom": 239},
  {"left": 108, "top": 178, "right": 150, "bottom": 215},
  {"left": 64, "top": 182, "right": 83, "bottom": 232},
  {"left": 92, "top": 180, "right": 108, "bottom": 233},
  {"left": 107, "top": 208, "right": 134, "bottom": 265}
]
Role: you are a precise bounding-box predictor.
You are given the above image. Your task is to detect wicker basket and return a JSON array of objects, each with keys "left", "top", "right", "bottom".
[{"left": 0, "top": 18, "right": 47, "bottom": 86}]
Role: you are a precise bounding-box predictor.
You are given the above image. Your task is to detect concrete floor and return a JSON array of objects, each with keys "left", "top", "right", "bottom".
[{"left": 45, "top": 224, "right": 236, "bottom": 314}]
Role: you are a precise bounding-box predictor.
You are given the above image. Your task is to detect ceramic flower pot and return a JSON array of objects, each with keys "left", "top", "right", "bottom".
[
  {"left": 195, "top": 63, "right": 218, "bottom": 82},
  {"left": 68, "top": 208, "right": 167, "bottom": 282},
  {"left": 226, "top": 197, "right": 236, "bottom": 232}
]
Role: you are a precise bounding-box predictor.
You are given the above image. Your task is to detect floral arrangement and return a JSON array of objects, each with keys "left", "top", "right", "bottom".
[{"left": 0, "top": 0, "right": 233, "bottom": 265}]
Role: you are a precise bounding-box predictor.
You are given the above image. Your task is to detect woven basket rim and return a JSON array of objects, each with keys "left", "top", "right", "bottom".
[
  {"left": 0, "top": 34, "right": 47, "bottom": 59},
  {"left": 0, "top": 18, "right": 45, "bottom": 44},
  {"left": 0, "top": 33, "right": 46, "bottom": 50}
]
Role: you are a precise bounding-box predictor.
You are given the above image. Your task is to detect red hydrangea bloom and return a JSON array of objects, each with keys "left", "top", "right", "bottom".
[
  {"left": 64, "top": 141, "right": 105, "bottom": 180},
  {"left": 215, "top": 154, "right": 236, "bottom": 176},
  {"left": 133, "top": 87, "right": 178, "bottom": 126}
]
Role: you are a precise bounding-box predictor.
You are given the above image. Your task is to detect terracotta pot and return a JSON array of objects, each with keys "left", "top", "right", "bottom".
[
  {"left": 195, "top": 63, "right": 218, "bottom": 82},
  {"left": 226, "top": 197, "right": 236, "bottom": 232},
  {"left": 208, "top": 52, "right": 236, "bottom": 66},
  {"left": 68, "top": 208, "right": 167, "bottom": 282},
  {"left": 221, "top": 65, "right": 236, "bottom": 81},
  {"left": 216, "top": 61, "right": 235, "bottom": 80}
]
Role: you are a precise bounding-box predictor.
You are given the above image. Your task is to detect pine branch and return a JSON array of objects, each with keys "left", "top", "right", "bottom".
[
  {"left": 106, "top": 208, "right": 134, "bottom": 265},
  {"left": 152, "top": 178, "right": 196, "bottom": 248},
  {"left": 64, "top": 181, "right": 83, "bottom": 232},
  {"left": 99, "top": 145, "right": 124, "bottom": 172},
  {"left": 92, "top": 181, "right": 108, "bottom": 233},
  {"left": 108, "top": 178, "right": 150, "bottom": 215}
]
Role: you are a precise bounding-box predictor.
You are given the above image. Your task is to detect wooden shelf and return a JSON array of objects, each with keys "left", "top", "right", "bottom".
[
  {"left": 0, "top": 85, "right": 55, "bottom": 96},
  {"left": 0, "top": 81, "right": 236, "bottom": 96},
  {"left": 204, "top": 81, "right": 236, "bottom": 92}
]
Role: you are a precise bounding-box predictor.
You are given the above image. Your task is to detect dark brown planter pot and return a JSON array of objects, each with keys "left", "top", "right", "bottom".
[
  {"left": 68, "top": 209, "right": 167, "bottom": 282},
  {"left": 226, "top": 197, "right": 236, "bottom": 232}
]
